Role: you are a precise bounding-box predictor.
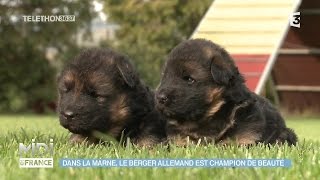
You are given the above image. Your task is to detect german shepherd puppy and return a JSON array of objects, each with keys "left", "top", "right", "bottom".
[
  {"left": 156, "top": 39, "right": 297, "bottom": 146},
  {"left": 57, "top": 48, "right": 167, "bottom": 146}
]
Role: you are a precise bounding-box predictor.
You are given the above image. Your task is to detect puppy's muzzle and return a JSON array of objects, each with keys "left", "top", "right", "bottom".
[
  {"left": 156, "top": 91, "right": 171, "bottom": 106},
  {"left": 61, "top": 110, "right": 75, "bottom": 121},
  {"left": 157, "top": 93, "right": 168, "bottom": 104}
]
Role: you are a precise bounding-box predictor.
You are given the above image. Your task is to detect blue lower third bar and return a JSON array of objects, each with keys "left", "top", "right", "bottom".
[{"left": 59, "top": 159, "right": 291, "bottom": 168}]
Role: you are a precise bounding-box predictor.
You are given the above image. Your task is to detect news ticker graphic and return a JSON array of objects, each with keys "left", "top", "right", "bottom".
[{"left": 60, "top": 159, "right": 291, "bottom": 168}]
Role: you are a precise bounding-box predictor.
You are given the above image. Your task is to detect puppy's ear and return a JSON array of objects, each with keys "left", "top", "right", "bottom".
[
  {"left": 210, "top": 50, "right": 234, "bottom": 86},
  {"left": 116, "top": 57, "right": 138, "bottom": 88}
]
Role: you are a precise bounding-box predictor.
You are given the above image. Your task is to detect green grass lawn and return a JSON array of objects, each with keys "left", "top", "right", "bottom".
[{"left": 0, "top": 115, "right": 319, "bottom": 180}]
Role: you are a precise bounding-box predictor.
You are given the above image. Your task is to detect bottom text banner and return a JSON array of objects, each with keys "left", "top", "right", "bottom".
[{"left": 59, "top": 158, "right": 291, "bottom": 168}]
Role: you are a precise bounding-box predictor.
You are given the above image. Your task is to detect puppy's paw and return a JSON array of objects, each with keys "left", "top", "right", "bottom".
[
  {"left": 69, "top": 134, "right": 97, "bottom": 145},
  {"left": 135, "top": 136, "right": 165, "bottom": 148},
  {"left": 218, "top": 133, "right": 260, "bottom": 146}
]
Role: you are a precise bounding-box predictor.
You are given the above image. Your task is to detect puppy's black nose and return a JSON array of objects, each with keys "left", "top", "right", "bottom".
[
  {"left": 157, "top": 93, "right": 169, "bottom": 105},
  {"left": 62, "top": 110, "right": 74, "bottom": 120}
]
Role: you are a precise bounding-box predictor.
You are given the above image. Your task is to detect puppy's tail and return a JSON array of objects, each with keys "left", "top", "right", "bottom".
[{"left": 277, "top": 128, "right": 298, "bottom": 145}]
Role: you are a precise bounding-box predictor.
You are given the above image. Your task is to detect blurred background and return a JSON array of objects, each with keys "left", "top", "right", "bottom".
[
  {"left": 0, "top": 0, "right": 211, "bottom": 113},
  {"left": 0, "top": 0, "right": 319, "bottom": 116}
]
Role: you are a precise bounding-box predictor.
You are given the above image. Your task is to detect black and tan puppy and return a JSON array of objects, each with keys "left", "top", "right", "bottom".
[
  {"left": 57, "top": 48, "right": 166, "bottom": 146},
  {"left": 156, "top": 39, "right": 297, "bottom": 146}
]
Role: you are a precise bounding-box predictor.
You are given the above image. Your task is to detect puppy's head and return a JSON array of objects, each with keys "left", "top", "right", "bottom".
[
  {"left": 57, "top": 48, "right": 139, "bottom": 136},
  {"left": 156, "top": 39, "right": 246, "bottom": 121}
]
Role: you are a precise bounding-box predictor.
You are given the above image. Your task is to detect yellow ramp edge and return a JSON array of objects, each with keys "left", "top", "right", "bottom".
[
  {"left": 191, "top": 0, "right": 300, "bottom": 54},
  {"left": 198, "top": 19, "right": 286, "bottom": 32}
]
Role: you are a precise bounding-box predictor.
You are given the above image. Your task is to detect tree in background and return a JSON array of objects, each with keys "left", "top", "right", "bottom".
[
  {"left": 0, "top": 0, "right": 96, "bottom": 113},
  {"left": 103, "top": 0, "right": 212, "bottom": 87}
]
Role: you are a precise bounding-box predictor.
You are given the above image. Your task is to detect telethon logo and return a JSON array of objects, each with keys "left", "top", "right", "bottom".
[{"left": 19, "top": 139, "right": 54, "bottom": 168}]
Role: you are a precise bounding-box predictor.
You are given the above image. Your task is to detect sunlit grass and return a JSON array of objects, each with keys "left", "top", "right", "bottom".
[{"left": 0, "top": 115, "right": 319, "bottom": 179}]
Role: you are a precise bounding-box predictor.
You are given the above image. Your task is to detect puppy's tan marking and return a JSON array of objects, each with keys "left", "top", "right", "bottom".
[
  {"left": 216, "top": 101, "right": 250, "bottom": 142},
  {"left": 184, "top": 61, "right": 203, "bottom": 71},
  {"left": 206, "top": 87, "right": 224, "bottom": 102},
  {"left": 63, "top": 71, "right": 75, "bottom": 83},
  {"left": 184, "top": 61, "right": 210, "bottom": 80},
  {"left": 89, "top": 72, "right": 112, "bottom": 87},
  {"left": 206, "top": 88, "right": 225, "bottom": 118},
  {"left": 110, "top": 94, "right": 129, "bottom": 122},
  {"left": 206, "top": 101, "right": 225, "bottom": 118},
  {"left": 89, "top": 71, "right": 114, "bottom": 93},
  {"left": 202, "top": 46, "right": 214, "bottom": 59},
  {"left": 63, "top": 71, "right": 83, "bottom": 100}
]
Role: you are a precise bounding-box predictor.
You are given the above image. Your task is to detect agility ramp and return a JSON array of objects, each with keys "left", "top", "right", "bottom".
[{"left": 191, "top": 0, "right": 301, "bottom": 94}]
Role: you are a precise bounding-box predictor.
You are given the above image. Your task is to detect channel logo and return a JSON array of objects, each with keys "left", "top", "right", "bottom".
[
  {"left": 290, "top": 12, "right": 300, "bottom": 28},
  {"left": 19, "top": 139, "right": 54, "bottom": 168}
]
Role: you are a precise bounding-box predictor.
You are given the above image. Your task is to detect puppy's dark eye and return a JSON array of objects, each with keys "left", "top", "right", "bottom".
[
  {"left": 183, "top": 76, "right": 195, "bottom": 85},
  {"left": 88, "top": 90, "right": 106, "bottom": 102},
  {"left": 88, "top": 90, "right": 97, "bottom": 97}
]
